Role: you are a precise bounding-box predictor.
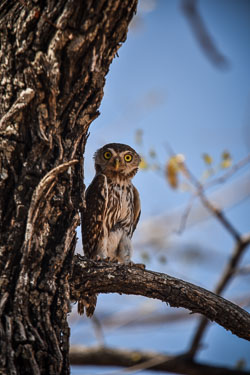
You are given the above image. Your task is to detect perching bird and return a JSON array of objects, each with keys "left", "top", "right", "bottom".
[{"left": 79, "top": 143, "right": 141, "bottom": 316}]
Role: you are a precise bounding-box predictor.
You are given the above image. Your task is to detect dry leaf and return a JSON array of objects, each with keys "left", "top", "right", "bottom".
[
  {"left": 202, "top": 153, "right": 213, "bottom": 165},
  {"left": 166, "top": 154, "right": 185, "bottom": 189},
  {"left": 139, "top": 156, "right": 148, "bottom": 170},
  {"left": 221, "top": 151, "right": 232, "bottom": 168}
]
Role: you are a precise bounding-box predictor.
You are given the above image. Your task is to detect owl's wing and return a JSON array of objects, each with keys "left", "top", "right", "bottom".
[
  {"left": 81, "top": 174, "right": 108, "bottom": 258},
  {"left": 132, "top": 185, "right": 141, "bottom": 234}
]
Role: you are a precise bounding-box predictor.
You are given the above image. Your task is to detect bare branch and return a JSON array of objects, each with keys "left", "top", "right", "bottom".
[
  {"left": 182, "top": 164, "right": 242, "bottom": 242},
  {"left": 181, "top": 0, "right": 230, "bottom": 69},
  {"left": 71, "top": 256, "right": 250, "bottom": 341},
  {"left": 69, "top": 346, "right": 250, "bottom": 375},
  {"left": 188, "top": 234, "right": 250, "bottom": 357},
  {"left": 204, "top": 154, "right": 250, "bottom": 189}
]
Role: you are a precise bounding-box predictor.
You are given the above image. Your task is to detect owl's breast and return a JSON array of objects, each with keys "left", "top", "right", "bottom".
[{"left": 106, "top": 183, "right": 134, "bottom": 234}]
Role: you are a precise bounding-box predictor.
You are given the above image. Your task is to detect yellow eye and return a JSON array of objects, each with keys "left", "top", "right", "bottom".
[
  {"left": 103, "top": 151, "right": 112, "bottom": 160},
  {"left": 124, "top": 154, "right": 133, "bottom": 162}
]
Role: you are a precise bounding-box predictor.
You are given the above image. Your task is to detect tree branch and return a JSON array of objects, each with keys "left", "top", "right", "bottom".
[
  {"left": 71, "top": 256, "right": 250, "bottom": 341},
  {"left": 181, "top": 0, "right": 229, "bottom": 69},
  {"left": 188, "top": 233, "right": 250, "bottom": 357},
  {"left": 69, "top": 346, "right": 250, "bottom": 375}
]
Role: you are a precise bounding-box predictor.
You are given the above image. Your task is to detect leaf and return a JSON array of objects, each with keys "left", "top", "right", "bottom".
[
  {"left": 135, "top": 129, "right": 143, "bottom": 145},
  {"left": 139, "top": 156, "right": 148, "bottom": 170},
  {"left": 221, "top": 150, "right": 232, "bottom": 168},
  {"left": 141, "top": 252, "right": 150, "bottom": 262},
  {"left": 131, "top": 353, "right": 142, "bottom": 362},
  {"left": 166, "top": 154, "right": 185, "bottom": 189},
  {"left": 149, "top": 148, "right": 156, "bottom": 158},
  {"left": 202, "top": 153, "right": 213, "bottom": 165},
  {"left": 158, "top": 254, "right": 167, "bottom": 264}
]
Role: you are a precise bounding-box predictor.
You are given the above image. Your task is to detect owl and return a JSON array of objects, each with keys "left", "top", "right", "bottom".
[{"left": 79, "top": 143, "right": 141, "bottom": 316}]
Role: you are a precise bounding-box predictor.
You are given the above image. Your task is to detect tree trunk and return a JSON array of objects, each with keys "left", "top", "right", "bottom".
[{"left": 0, "top": 1, "right": 137, "bottom": 374}]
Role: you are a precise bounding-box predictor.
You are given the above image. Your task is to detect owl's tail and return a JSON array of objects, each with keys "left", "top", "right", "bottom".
[{"left": 78, "top": 294, "right": 97, "bottom": 317}]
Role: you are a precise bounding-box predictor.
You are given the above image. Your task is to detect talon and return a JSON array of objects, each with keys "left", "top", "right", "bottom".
[{"left": 135, "top": 263, "right": 145, "bottom": 270}]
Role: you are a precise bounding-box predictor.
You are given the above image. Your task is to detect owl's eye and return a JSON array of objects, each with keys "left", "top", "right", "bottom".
[
  {"left": 124, "top": 154, "right": 133, "bottom": 162},
  {"left": 103, "top": 151, "right": 112, "bottom": 160}
]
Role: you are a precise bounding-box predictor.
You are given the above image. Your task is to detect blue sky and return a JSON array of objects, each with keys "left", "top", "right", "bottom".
[
  {"left": 73, "top": 0, "right": 250, "bottom": 372},
  {"left": 84, "top": 0, "right": 250, "bottom": 217}
]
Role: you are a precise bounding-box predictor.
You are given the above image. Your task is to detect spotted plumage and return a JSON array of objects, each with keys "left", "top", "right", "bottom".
[{"left": 79, "top": 143, "right": 141, "bottom": 316}]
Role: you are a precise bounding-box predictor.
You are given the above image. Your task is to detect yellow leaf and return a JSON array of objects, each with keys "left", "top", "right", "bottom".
[
  {"left": 166, "top": 154, "right": 185, "bottom": 189},
  {"left": 202, "top": 153, "right": 213, "bottom": 165},
  {"left": 222, "top": 151, "right": 231, "bottom": 160},
  {"left": 221, "top": 159, "right": 232, "bottom": 168},
  {"left": 221, "top": 150, "right": 232, "bottom": 168},
  {"left": 131, "top": 353, "right": 142, "bottom": 362},
  {"left": 166, "top": 161, "right": 178, "bottom": 188},
  {"left": 139, "top": 156, "right": 148, "bottom": 169}
]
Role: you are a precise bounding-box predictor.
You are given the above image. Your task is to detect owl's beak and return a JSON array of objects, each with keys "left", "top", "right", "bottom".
[{"left": 114, "top": 158, "right": 120, "bottom": 170}]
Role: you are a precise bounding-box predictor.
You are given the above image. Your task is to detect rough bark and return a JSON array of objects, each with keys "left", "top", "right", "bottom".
[
  {"left": 0, "top": 1, "right": 137, "bottom": 374},
  {"left": 71, "top": 256, "right": 250, "bottom": 341},
  {"left": 69, "top": 346, "right": 250, "bottom": 375}
]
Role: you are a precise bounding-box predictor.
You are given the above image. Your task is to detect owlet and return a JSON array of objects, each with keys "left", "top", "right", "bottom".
[{"left": 79, "top": 143, "right": 141, "bottom": 316}]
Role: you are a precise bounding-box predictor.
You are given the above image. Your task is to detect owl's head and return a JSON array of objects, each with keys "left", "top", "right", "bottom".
[{"left": 94, "top": 143, "right": 141, "bottom": 180}]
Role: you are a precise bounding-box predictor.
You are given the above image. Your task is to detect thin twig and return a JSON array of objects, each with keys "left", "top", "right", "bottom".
[
  {"left": 92, "top": 315, "right": 105, "bottom": 346},
  {"left": 106, "top": 355, "right": 168, "bottom": 375},
  {"left": 204, "top": 154, "right": 250, "bottom": 189},
  {"left": 182, "top": 163, "right": 242, "bottom": 242},
  {"left": 176, "top": 193, "right": 196, "bottom": 234}
]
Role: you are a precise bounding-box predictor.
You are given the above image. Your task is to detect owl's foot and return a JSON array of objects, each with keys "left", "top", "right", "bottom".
[
  {"left": 110, "top": 258, "right": 119, "bottom": 263},
  {"left": 98, "top": 257, "right": 119, "bottom": 263},
  {"left": 101, "top": 256, "right": 114, "bottom": 263},
  {"left": 126, "top": 261, "right": 145, "bottom": 270},
  {"left": 134, "top": 262, "right": 146, "bottom": 270}
]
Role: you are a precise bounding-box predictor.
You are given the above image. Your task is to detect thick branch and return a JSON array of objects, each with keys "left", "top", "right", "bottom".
[
  {"left": 71, "top": 256, "right": 250, "bottom": 341},
  {"left": 69, "top": 346, "right": 250, "bottom": 375}
]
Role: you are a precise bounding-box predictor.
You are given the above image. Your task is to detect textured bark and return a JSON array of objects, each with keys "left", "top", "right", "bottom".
[
  {"left": 0, "top": 1, "right": 137, "bottom": 374},
  {"left": 71, "top": 256, "right": 250, "bottom": 341},
  {"left": 69, "top": 346, "right": 250, "bottom": 375}
]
